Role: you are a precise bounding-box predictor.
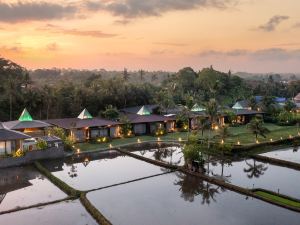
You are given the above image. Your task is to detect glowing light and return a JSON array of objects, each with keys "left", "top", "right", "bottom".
[
  {"left": 280, "top": 137, "right": 283, "bottom": 140},
  {"left": 77, "top": 149, "right": 80, "bottom": 154},
  {"left": 214, "top": 125, "right": 219, "bottom": 130},
  {"left": 137, "top": 138, "right": 141, "bottom": 143},
  {"left": 289, "top": 135, "right": 293, "bottom": 139},
  {"left": 270, "top": 139, "right": 273, "bottom": 142},
  {"left": 256, "top": 140, "right": 259, "bottom": 144},
  {"left": 109, "top": 144, "right": 112, "bottom": 148},
  {"left": 178, "top": 138, "right": 182, "bottom": 142},
  {"left": 237, "top": 141, "right": 241, "bottom": 145},
  {"left": 221, "top": 139, "right": 224, "bottom": 144},
  {"left": 157, "top": 137, "right": 161, "bottom": 142}
]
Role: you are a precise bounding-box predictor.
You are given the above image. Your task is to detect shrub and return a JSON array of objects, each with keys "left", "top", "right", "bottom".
[{"left": 36, "top": 139, "right": 48, "bottom": 150}]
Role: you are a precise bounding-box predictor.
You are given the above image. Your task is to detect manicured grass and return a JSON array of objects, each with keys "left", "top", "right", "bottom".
[
  {"left": 75, "top": 132, "right": 190, "bottom": 152},
  {"left": 75, "top": 124, "right": 300, "bottom": 152},
  {"left": 255, "top": 191, "right": 300, "bottom": 208}
]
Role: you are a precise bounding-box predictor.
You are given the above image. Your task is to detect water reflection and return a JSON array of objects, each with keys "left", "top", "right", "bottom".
[
  {"left": 87, "top": 172, "right": 300, "bottom": 225},
  {"left": 243, "top": 159, "right": 268, "bottom": 179},
  {"left": 174, "top": 172, "right": 224, "bottom": 204},
  {"left": 133, "top": 147, "right": 184, "bottom": 166},
  {"left": 42, "top": 151, "right": 167, "bottom": 191},
  {"left": 261, "top": 147, "right": 300, "bottom": 164},
  {"left": 0, "top": 166, "right": 66, "bottom": 212}
]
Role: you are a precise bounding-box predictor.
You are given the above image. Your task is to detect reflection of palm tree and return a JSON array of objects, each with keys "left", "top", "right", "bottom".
[
  {"left": 200, "top": 182, "right": 220, "bottom": 205},
  {"left": 244, "top": 159, "right": 268, "bottom": 179},
  {"left": 174, "top": 172, "right": 221, "bottom": 204}
]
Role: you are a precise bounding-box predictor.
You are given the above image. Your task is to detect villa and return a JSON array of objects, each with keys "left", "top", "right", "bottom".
[
  {"left": 46, "top": 108, "right": 122, "bottom": 142},
  {"left": 0, "top": 122, "right": 30, "bottom": 156},
  {"left": 3, "top": 108, "right": 51, "bottom": 137},
  {"left": 121, "top": 105, "right": 176, "bottom": 135}
]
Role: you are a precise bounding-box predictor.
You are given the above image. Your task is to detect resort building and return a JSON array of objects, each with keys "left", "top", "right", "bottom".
[
  {"left": 0, "top": 122, "right": 30, "bottom": 156},
  {"left": 121, "top": 105, "right": 176, "bottom": 135},
  {"left": 46, "top": 108, "right": 121, "bottom": 142},
  {"left": 3, "top": 108, "right": 51, "bottom": 137}
]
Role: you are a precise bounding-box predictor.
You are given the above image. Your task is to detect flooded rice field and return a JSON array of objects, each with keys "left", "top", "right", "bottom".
[
  {"left": 133, "top": 146, "right": 184, "bottom": 166},
  {"left": 1, "top": 145, "right": 300, "bottom": 225},
  {"left": 0, "top": 166, "right": 66, "bottom": 212},
  {"left": 206, "top": 157, "right": 300, "bottom": 198},
  {"left": 0, "top": 200, "right": 97, "bottom": 225},
  {"left": 87, "top": 171, "right": 300, "bottom": 225},
  {"left": 42, "top": 151, "right": 167, "bottom": 191},
  {"left": 260, "top": 147, "right": 300, "bottom": 164}
]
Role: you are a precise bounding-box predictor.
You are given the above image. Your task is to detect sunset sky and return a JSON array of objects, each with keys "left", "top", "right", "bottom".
[{"left": 0, "top": 0, "right": 299, "bottom": 73}]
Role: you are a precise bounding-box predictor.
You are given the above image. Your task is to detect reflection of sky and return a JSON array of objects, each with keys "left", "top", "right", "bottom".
[
  {"left": 0, "top": 200, "right": 97, "bottom": 225},
  {"left": 206, "top": 158, "right": 300, "bottom": 198},
  {"left": 87, "top": 172, "right": 300, "bottom": 225},
  {"left": 44, "top": 154, "right": 165, "bottom": 191},
  {"left": 0, "top": 166, "right": 66, "bottom": 212},
  {"left": 261, "top": 147, "right": 300, "bottom": 164}
]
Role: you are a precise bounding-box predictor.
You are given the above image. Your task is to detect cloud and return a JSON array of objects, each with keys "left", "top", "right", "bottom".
[
  {"left": 39, "top": 24, "right": 118, "bottom": 38},
  {"left": 85, "top": 0, "right": 238, "bottom": 19},
  {"left": 153, "top": 42, "right": 188, "bottom": 47},
  {"left": 197, "top": 48, "right": 300, "bottom": 61},
  {"left": 46, "top": 42, "right": 59, "bottom": 51},
  {"left": 0, "top": 1, "right": 78, "bottom": 23},
  {"left": 0, "top": 45, "right": 22, "bottom": 53},
  {"left": 258, "top": 15, "right": 289, "bottom": 32},
  {"left": 293, "top": 22, "right": 300, "bottom": 28}
]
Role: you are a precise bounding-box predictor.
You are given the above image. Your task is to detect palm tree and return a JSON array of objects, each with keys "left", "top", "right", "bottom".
[
  {"left": 205, "top": 98, "right": 218, "bottom": 147},
  {"left": 247, "top": 116, "right": 270, "bottom": 140},
  {"left": 217, "top": 125, "right": 231, "bottom": 141},
  {"left": 244, "top": 159, "right": 268, "bottom": 179}
]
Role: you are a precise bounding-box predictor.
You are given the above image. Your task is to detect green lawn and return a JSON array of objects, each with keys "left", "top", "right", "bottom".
[
  {"left": 75, "top": 124, "right": 300, "bottom": 152},
  {"left": 254, "top": 190, "right": 300, "bottom": 208}
]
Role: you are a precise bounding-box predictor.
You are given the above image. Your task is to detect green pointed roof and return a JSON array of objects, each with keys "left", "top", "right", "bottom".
[
  {"left": 18, "top": 108, "right": 33, "bottom": 121},
  {"left": 137, "top": 106, "right": 151, "bottom": 115},
  {"left": 191, "top": 103, "right": 205, "bottom": 112},
  {"left": 232, "top": 102, "right": 244, "bottom": 110},
  {"left": 78, "top": 108, "right": 93, "bottom": 119}
]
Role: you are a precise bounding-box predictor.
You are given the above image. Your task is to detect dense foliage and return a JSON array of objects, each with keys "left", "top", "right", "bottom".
[{"left": 1, "top": 58, "right": 300, "bottom": 121}]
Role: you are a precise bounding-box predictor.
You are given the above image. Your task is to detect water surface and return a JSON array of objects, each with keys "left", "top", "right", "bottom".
[
  {"left": 206, "top": 157, "right": 300, "bottom": 198},
  {"left": 133, "top": 146, "right": 184, "bottom": 166},
  {"left": 260, "top": 147, "right": 300, "bottom": 164},
  {"left": 87, "top": 172, "right": 300, "bottom": 225},
  {"left": 0, "top": 166, "right": 66, "bottom": 212},
  {"left": 0, "top": 200, "right": 97, "bottom": 225},
  {"left": 43, "top": 152, "right": 167, "bottom": 191}
]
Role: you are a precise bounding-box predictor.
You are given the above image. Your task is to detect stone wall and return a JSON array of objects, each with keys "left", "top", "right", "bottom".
[{"left": 0, "top": 146, "right": 65, "bottom": 169}]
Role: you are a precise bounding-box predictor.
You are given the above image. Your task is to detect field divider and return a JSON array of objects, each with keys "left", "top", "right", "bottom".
[
  {"left": 0, "top": 197, "right": 74, "bottom": 215},
  {"left": 252, "top": 155, "right": 300, "bottom": 171},
  {"left": 116, "top": 147, "right": 300, "bottom": 213},
  {"left": 85, "top": 171, "right": 174, "bottom": 193},
  {"left": 34, "top": 161, "right": 112, "bottom": 225}
]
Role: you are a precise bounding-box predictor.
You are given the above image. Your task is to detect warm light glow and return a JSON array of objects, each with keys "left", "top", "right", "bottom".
[
  {"left": 256, "top": 140, "right": 259, "bottom": 144},
  {"left": 77, "top": 148, "right": 80, "bottom": 154},
  {"left": 214, "top": 126, "right": 219, "bottom": 130},
  {"left": 137, "top": 138, "right": 141, "bottom": 143},
  {"left": 221, "top": 139, "right": 224, "bottom": 144},
  {"left": 157, "top": 137, "right": 161, "bottom": 142},
  {"left": 178, "top": 138, "right": 182, "bottom": 142},
  {"left": 109, "top": 144, "right": 112, "bottom": 148},
  {"left": 237, "top": 141, "right": 241, "bottom": 145},
  {"left": 270, "top": 139, "right": 273, "bottom": 142}
]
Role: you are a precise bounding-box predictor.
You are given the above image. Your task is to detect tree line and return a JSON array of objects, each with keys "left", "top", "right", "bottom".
[{"left": 1, "top": 57, "right": 300, "bottom": 121}]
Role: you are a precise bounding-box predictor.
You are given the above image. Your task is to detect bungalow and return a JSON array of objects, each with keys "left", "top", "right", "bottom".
[
  {"left": 46, "top": 108, "right": 121, "bottom": 142},
  {"left": 0, "top": 122, "right": 30, "bottom": 156},
  {"left": 3, "top": 108, "right": 51, "bottom": 137},
  {"left": 121, "top": 105, "right": 176, "bottom": 135}
]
